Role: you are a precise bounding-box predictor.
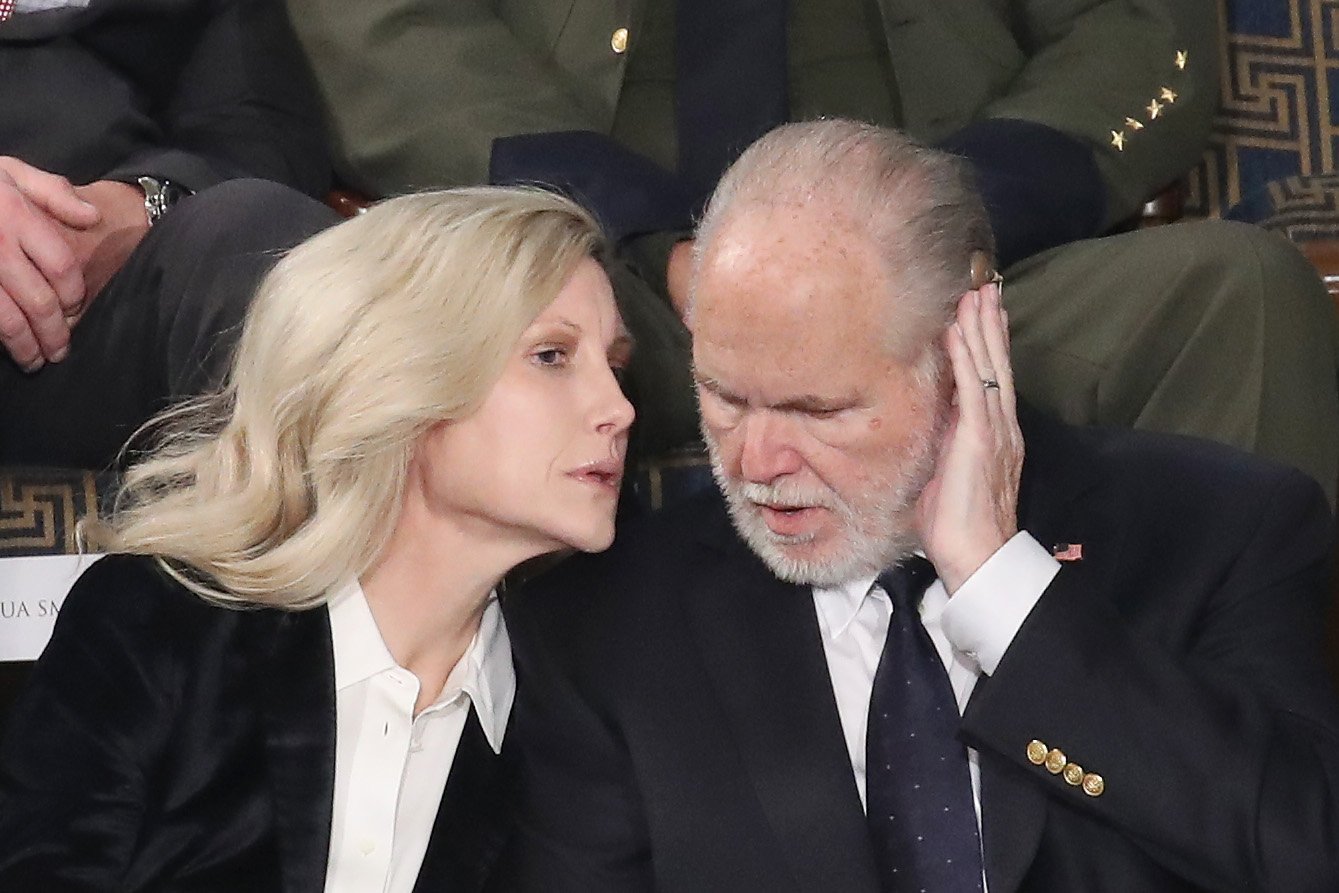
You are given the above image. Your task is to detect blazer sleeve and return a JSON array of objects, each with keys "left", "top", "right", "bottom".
[
  {"left": 99, "top": 0, "right": 331, "bottom": 198},
  {"left": 286, "top": 0, "right": 616, "bottom": 196},
  {"left": 961, "top": 466, "right": 1339, "bottom": 891},
  {"left": 0, "top": 556, "right": 187, "bottom": 890},
  {"left": 976, "top": 0, "right": 1218, "bottom": 228}
]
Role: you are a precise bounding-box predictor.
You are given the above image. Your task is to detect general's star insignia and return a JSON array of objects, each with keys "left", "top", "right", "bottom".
[
  {"left": 1175, "top": 50, "right": 1188, "bottom": 70},
  {"left": 1124, "top": 117, "right": 1144, "bottom": 131},
  {"left": 1160, "top": 86, "right": 1178, "bottom": 103},
  {"left": 1147, "top": 98, "right": 1164, "bottom": 119},
  {"left": 1110, "top": 130, "right": 1126, "bottom": 151}
]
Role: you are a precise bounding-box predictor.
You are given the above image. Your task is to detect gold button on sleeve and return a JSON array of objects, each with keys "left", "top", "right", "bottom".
[
  {"left": 1082, "top": 772, "right": 1105, "bottom": 797},
  {"left": 1044, "top": 748, "right": 1067, "bottom": 774},
  {"left": 1026, "top": 739, "right": 1048, "bottom": 765},
  {"left": 1062, "top": 763, "right": 1084, "bottom": 786},
  {"left": 611, "top": 27, "right": 629, "bottom": 54}
]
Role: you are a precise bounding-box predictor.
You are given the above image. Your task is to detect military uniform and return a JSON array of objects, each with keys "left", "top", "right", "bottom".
[{"left": 290, "top": 0, "right": 1339, "bottom": 502}]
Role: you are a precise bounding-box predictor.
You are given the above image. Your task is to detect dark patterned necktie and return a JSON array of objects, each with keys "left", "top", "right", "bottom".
[
  {"left": 0, "top": 0, "right": 15, "bottom": 23},
  {"left": 865, "top": 557, "right": 985, "bottom": 892}
]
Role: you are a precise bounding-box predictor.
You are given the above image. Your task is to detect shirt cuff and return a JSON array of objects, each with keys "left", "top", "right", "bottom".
[{"left": 939, "top": 532, "right": 1060, "bottom": 676}]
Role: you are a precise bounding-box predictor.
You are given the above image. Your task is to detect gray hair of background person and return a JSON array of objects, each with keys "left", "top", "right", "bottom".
[
  {"left": 692, "top": 119, "right": 995, "bottom": 360},
  {"left": 84, "top": 187, "right": 606, "bottom": 610}
]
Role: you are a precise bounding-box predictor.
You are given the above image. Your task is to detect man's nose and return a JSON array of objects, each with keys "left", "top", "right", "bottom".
[{"left": 737, "top": 411, "right": 802, "bottom": 483}]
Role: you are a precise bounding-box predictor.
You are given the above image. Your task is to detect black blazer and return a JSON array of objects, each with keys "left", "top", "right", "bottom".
[
  {"left": 0, "top": 0, "right": 328, "bottom": 197},
  {"left": 0, "top": 556, "right": 513, "bottom": 892},
  {"left": 501, "top": 413, "right": 1339, "bottom": 892}
]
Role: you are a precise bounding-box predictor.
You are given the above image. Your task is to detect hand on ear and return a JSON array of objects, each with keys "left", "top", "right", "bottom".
[{"left": 915, "top": 257, "right": 1022, "bottom": 594}]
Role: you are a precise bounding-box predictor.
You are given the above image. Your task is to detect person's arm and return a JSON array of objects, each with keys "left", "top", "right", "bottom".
[
  {"left": 286, "top": 0, "right": 693, "bottom": 239},
  {"left": 938, "top": 0, "right": 1218, "bottom": 265},
  {"left": 288, "top": 0, "right": 611, "bottom": 195},
  {"left": 0, "top": 557, "right": 182, "bottom": 888},
  {"left": 99, "top": 0, "right": 330, "bottom": 198},
  {"left": 962, "top": 466, "right": 1339, "bottom": 890}
]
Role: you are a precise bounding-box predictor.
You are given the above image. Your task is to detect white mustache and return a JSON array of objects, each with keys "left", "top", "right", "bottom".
[{"left": 736, "top": 480, "right": 842, "bottom": 513}]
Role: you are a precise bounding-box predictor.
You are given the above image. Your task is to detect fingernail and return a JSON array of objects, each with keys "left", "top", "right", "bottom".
[
  {"left": 50, "top": 346, "right": 69, "bottom": 362},
  {"left": 23, "top": 358, "right": 44, "bottom": 373}
]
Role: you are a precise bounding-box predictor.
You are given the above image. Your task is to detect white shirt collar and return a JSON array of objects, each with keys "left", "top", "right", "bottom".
[
  {"left": 327, "top": 579, "right": 515, "bottom": 753},
  {"left": 811, "top": 553, "right": 949, "bottom": 639}
]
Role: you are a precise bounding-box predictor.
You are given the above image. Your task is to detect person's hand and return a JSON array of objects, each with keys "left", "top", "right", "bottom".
[
  {"left": 0, "top": 156, "right": 100, "bottom": 370},
  {"left": 915, "top": 282, "right": 1023, "bottom": 593},
  {"left": 65, "top": 180, "right": 151, "bottom": 305}
]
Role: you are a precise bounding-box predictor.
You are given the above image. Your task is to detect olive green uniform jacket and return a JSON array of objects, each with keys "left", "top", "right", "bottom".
[{"left": 290, "top": 0, "right": 1339, "bottom": 502}]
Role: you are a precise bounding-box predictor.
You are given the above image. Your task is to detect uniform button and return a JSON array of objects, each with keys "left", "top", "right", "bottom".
[
  {"left": 1044, "top": 748, "right": 1067, "bottom": 774},
  {"left": 1062, "top": 762, "right": 1084, "bottom": 786},
  {"left": 359, "top": 838, "right": 376, "bottom": 855},
  {"left": 610, "top": 27, "right": 629, "bottom": 54},
  {"left": 1026, "top": 739, "right": 1048, "bottom": 765},
  {"left": 1082, "top": 772, "right": 1105, "bottom": 797}
]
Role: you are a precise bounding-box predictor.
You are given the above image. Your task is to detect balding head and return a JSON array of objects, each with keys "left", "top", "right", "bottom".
[
  {"left": 688, "top": 121, "right": 993, "bottom": 584},
  {"left": 691, "top": 120, "right": 994, "bottom": 361}
]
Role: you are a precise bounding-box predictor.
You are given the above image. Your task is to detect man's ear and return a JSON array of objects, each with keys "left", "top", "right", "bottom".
[{"left": 969, "top": 251, "right": 1001, "bottom": 290}]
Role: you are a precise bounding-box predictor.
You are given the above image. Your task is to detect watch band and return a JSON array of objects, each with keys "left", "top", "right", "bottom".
[{"left": 136, "top": 176, "right": 190, "bottom": 227}]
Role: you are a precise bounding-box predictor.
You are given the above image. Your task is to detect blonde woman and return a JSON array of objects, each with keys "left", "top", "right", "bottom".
[{"left": 0, "top": 187, "right": 634, "bottom": 892}]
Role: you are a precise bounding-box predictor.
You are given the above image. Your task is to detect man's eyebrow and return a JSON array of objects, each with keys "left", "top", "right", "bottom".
[
  {"left": 772, "top": 394, "right": 853, "bottom": 414},
  {"left": 693, "top": 371, "right": 852, "bottom": 413}
]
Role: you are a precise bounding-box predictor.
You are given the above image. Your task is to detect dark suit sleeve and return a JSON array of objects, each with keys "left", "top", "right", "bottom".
[
  {"left": 962, "top": 467, "right": 1339, "bottom": 891},
  {"left": 99, "top": 0, "right": 330, "bottom": 197},
  {"left": 496, "top": 603, "right": 656, "bottom": 892},
  {"left": 0, "top": 557, "right": 183, "bottom": 889}
]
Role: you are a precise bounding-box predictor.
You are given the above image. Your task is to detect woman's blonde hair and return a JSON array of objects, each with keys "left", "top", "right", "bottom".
[{"left": 85, "top": 187, "right": 605, "bottom": 609}]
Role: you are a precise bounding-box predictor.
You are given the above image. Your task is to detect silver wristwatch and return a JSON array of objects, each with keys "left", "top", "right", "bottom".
[{"left": 136, "top": 175, "right": 191, "bottom": 226}]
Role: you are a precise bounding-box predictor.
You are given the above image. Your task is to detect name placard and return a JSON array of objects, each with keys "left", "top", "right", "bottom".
[{"left": 0, "top": 553, "right": 104, "bottom": 662}]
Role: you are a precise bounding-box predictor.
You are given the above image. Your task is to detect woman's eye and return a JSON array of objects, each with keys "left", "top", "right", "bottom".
[{"left": 533, "top": 347, "right": 569, "bottom": 367}]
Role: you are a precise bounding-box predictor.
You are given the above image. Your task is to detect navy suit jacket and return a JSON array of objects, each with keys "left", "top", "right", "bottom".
[
  {"left": 0, "top": 556, "right": 513, "bottom": 892},
  {"left": 501, "top": 413, "right": 1339, "bottom": 891}
]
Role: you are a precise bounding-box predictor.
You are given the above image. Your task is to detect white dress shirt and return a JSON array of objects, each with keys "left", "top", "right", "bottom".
[
  {"left": 322, "top": 579, "right": 514, "bottom": 893},
  {"left": 812, "top": 531, "right": 1061, "bottom": 814}
]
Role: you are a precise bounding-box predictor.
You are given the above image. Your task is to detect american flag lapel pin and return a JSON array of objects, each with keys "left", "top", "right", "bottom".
[{"left": 1051, "top": 543, "right": 1083, "bottom": 562}]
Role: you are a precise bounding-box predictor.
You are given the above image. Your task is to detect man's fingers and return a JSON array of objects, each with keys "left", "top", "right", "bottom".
[
  {"left": 0, "top": 286, "right": 49, "bottom": 371},
  {"left": 20, "top": 220, "right": 86, "bottom": 313},
  {"left": 945, "top": 318, "right": 987, "bottom": 430},
  {"left": 0, "top": 251, "right": 73, "bottom": 362},
  {"left": 980, "top": 284, "right": 1016, "bottom": 413},
  {"left": 0, "top": 156, "right": 100, "bottom": 229}
]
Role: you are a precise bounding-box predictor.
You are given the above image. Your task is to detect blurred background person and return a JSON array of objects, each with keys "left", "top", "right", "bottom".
[
  {"left": 287, "top": 0, "right": 1339, "bottom": 504},
  {"left": 0, "top": 0, "right": 337, "bottom": 469},
  {"left": 0, "top": 187, "right": 634, "bottom": 892}
]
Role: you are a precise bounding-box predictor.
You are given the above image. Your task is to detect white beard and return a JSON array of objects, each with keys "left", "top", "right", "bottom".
[{"left": 704, "top": 388, "right": 947, "bottom": 588}]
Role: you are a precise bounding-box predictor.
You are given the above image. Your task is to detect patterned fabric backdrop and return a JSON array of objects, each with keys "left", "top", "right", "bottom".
[
  {"left": 0, "top": 468, "right": 106, "bottom": 557},
  {"left": 1185, "top": 0, "right": 1339, "bottom": 240}
]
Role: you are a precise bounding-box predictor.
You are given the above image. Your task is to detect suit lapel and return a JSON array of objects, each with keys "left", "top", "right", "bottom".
[
  {"left": 683, "top": 511, "right": 879, "bottom": 892},
  {"left": 976, "top": 409, "right": 1123, "bottom": 892},
  {"left": 259, "top": 608, "right": 337, "bottom": 893},
  {"left": 413, "top": 706, "right": 515, "bottom": 893}
]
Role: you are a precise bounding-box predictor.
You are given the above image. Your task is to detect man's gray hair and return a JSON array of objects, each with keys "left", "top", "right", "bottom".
[{"left": 694, "top": 119, "right": 995, "bottom": 359}]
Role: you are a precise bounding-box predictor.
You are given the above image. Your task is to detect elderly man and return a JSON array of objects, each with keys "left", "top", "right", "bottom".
[{"left": 501, "top": 121, "right": 1339, "bottom": 892}]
